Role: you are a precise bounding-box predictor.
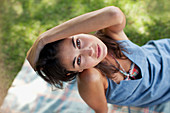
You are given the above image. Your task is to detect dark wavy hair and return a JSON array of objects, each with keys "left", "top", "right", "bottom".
[{"left": 36, "top": 30, "right": 126, "bottom": 89}]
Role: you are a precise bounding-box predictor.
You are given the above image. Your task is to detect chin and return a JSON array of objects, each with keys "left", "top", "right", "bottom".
[{"left": 103, "top": 47, "right": 108, "bottom": 59}]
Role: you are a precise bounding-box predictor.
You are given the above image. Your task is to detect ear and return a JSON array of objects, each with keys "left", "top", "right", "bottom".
[{"left": 78, "top": 69, "right": 84, "bottom": 72}]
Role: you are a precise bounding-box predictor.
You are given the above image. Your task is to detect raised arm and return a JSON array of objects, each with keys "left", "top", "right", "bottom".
[
  {"left": 27, "top": 6, "right": 126, "bottom": 69},
  {"left": 41, "top": 6, "right": 125, "bottom": 44},
  {"left": 77, "top": 68, "right": 108, "bottom": 113}
]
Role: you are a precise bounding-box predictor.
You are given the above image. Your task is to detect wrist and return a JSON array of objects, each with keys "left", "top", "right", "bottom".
[{"left": 36, "top": 37, "right": 45, "bottom": 51}]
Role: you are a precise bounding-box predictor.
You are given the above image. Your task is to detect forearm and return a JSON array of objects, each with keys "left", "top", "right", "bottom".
[
  {"left": 41, "top": 6, "right": 124, "bottom": 44},
  {"left": 95, "top": 108, "right": 108, "bottom": 113}
]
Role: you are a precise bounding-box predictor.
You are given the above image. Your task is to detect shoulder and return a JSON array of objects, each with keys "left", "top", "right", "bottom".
[
  {"left": 77, "top": 68, "right": 108, "bottom": 112},
  {"left": 77, "top": 68, "right": 102, "bottom": 82},
  {"left": 77, "top": 68, "right": 107, "bottom": 87}
]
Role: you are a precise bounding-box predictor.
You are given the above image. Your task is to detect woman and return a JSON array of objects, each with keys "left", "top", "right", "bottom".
[{"left": 27, "top": 6, "right": 170, "bottom": 113}]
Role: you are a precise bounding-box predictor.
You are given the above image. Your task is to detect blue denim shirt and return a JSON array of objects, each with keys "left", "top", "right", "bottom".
[{"left": 105, "top": 39, "right": 170, "bottom": 107}]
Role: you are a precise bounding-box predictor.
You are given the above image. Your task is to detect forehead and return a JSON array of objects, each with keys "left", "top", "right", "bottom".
[{"left": 59, "top": 37, "right": 75, "bottom": 71}]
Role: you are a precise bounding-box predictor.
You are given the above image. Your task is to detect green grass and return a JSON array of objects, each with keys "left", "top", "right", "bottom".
[{"left": 0, "top": 0, "right": 169, "bottom": 105}]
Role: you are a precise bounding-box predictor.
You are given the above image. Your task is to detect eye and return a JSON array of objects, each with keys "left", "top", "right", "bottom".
[
  {"left": 76, "top": 38, "right": 81, "bottom": 49},
  {"left": 77, "top": 55, "right": 81, "bottom": 66}
]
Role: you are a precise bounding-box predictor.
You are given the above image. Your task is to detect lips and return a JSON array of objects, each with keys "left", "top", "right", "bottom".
[{"left": 97, "top": 44, "right": 101, "bottom": 58}]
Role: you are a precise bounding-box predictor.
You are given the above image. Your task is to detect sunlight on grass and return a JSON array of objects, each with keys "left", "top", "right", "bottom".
[
  {"left": 121, "top": 1, "right": 153, "bottom": 34},
  {"left": 0, "top": 0, "right": 169, "bottom": 74},
  {"left": 42, "top": 0, "right": 56, "bottom": 6},
  {"left": 12, "top": 1, "right": 23, "bottom": 16}
]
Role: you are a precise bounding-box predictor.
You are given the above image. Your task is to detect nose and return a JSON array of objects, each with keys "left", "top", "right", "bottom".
[{"left": 80, "top": 47, "right": 93, "bottom": 57}]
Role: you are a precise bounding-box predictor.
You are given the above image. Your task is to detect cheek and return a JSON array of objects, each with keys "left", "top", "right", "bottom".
[{"left": 83, "top": 57, "right": 99, "bottom": 69}]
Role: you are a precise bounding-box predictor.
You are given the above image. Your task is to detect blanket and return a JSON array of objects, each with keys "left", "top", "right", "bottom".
[{"left": 0, "top": 60, "right": 169, "bottom": 113}]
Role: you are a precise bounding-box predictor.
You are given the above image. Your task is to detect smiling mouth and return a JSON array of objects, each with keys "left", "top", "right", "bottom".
[{"left": 97, "top": 44, "right": 101, "bottom": 59}]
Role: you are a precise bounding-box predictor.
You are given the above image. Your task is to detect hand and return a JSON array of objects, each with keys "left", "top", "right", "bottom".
[{"left": 26, "top": 36, "right": 44, "bottom": 71}]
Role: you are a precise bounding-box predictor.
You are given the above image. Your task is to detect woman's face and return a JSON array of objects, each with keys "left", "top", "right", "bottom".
[{"left": 59, "top": 34, "right": 108, "bottom": 72}]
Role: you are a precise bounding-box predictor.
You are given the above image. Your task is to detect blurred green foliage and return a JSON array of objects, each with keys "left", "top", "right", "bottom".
[{"left": 0, "top": 0, "right": 169, "bottom": 78}]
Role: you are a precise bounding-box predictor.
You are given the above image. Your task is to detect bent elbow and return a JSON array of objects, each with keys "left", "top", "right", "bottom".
[{"left": 105, "top": 6, "right": 124, "bottom": 25}]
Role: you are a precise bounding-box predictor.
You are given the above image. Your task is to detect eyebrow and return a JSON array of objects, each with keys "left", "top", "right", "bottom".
[
  {"left": 73, "top": 57, "right": 76, "bottom": 68},
  {"left": 72, "top": 36, "right": 76, "bottom": 48},
  {"left": 72, "top": 37, "right": 76, "bottom": 68}
]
